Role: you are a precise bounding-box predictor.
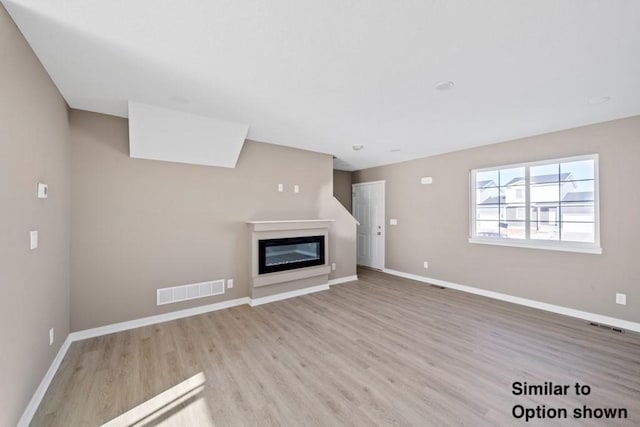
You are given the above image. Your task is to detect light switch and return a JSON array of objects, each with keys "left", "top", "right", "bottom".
[
  {"left": 227, "top": 279, "right": 234, "bottom": 289},
  {"left": 421, "top": 177, "right": 433, "bottom": 185},
  {"left": 37, "top": 183, "right": 48, "bottom": 199},
  {"left": 390, "top": 218, "right": 398, "bottom": 225},
  {"left": 30, "top": 230, "right": 38, "bottom": 250},
  {"left": 294, "top": 185, "right": 299, "bottom": 193},
  {"left": 278, "top": 184, "right": 284, "bottom": 192}
]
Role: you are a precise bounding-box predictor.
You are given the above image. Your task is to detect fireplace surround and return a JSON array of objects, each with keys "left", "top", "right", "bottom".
[{"left": 247, "top": 219, "right": 334, "bottom": 298}]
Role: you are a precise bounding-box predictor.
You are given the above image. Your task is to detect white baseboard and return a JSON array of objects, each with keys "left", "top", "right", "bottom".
[
  {"left": 17, "top": 335, "right": 73, "bottom": 427},
  {"left": 71, "top": 282, "right": 337, "bottom": 343},
  {"left": 383, "top": 268, "right": 640, "bottom": 333},
  {"left": 70, "top": 297, "right": 250, "bottom": 342},
  {"left": 249, "top": 283, "right": 330, "bottom": 307},
  {"left": 328, "top": 275, "right": 358, "bottom": 286}
]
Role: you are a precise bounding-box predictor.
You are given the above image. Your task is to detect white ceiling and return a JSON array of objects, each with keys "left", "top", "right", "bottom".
[{"left": 4, "top": 0, "right": 640, "bottom": 171}]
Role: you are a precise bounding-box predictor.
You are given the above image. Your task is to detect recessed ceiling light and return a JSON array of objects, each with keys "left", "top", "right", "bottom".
[
  {"left": 588, "top": 96, "right": 611, "bottom": 105},
  {"left": 435, "top": 80, "right": 455, "bottom": 91},
  {"left": 352, "top": 144, "right": 364, "bottom": 151}
]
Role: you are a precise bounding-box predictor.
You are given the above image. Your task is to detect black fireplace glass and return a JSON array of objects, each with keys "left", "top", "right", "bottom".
[{"left": 258, "top": 235, "right": 325, "bottom": 274}]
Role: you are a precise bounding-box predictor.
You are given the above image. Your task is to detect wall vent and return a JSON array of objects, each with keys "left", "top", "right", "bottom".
[
  {"left": 157, "top": 280, "right": 225, "bottom": 305},
  {"left": 588, "top": 322, "right": 624, "bottom": 334}
]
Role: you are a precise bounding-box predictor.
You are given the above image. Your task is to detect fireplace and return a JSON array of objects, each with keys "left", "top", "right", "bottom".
[
  {"left": 258, "top": 235, "right": 325, "bottom": 274},
  {"left": 247, "top": 220, "right": 333, "bottom": 293}
]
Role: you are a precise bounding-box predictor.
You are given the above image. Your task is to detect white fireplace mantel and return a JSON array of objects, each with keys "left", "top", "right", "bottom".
[{"left": 246, "top": 219, "right": 335, "bottom": 232}]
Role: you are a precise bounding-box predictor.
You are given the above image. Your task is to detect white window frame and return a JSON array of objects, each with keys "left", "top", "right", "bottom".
[{"left": 469, "top": 154, "right": 602, "bottom": 254}]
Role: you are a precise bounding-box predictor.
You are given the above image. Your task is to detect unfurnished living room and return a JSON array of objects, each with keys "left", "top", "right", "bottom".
[{"left": 2, "top": 1, "right": 639, "bottom": 426}]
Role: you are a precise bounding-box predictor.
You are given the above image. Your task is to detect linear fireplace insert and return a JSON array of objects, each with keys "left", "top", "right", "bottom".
[{"left": 258, "top": 235, "right": 325, "bottom": 274}]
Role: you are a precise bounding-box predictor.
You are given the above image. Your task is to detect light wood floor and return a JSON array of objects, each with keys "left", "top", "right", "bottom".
[{"left": 32, "top": 269, "right": 640, "bottom": 426}]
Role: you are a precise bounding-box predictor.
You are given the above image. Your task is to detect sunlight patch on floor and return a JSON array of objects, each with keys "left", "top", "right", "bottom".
[{"left": 101, "top": 372, "right": 213, "bottom": 426}]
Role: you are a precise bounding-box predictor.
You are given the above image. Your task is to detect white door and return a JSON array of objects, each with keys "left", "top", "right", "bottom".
[{"left": 352, "top": 181, "right": 385, "bottom": 269}]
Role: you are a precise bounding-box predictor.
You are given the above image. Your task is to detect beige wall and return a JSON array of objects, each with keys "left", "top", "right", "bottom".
[
  {"left": 354, "top": 116, "right": 640, "bottom": 324},
  {"left": 0, "top": 5, "right": 71, "bottom": 425},
  {"left": 70, "top": 110, "right": 356, "bottom": 331},
  {"left": 333, "top": 169, "right": 353, "bottom": 212}
]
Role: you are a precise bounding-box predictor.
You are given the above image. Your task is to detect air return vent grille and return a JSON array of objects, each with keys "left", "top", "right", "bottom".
[
  {"left": 588, "top": 322, "right": 624, "bottom": 334},
  {"left": 157, "top": 280, "right": 225, "bottom": 305}
]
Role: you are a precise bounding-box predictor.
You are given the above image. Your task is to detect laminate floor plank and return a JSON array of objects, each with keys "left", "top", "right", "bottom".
[{"left": 31, "top": 268, "right": 640, "bottom": 426}]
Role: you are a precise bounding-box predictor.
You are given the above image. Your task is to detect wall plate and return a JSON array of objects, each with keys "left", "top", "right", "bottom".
[{"left": 37, "top": 183, "right": 48, "bottom": 198}]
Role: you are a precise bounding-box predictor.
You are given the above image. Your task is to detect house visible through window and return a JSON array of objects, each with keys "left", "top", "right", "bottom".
[{"left": 470, "top": 154, "right": 601, "bottom": 254}]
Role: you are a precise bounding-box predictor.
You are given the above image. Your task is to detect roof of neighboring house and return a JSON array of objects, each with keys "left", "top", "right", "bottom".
[
  {"left": 479, "top": 189, "right": 592, "bottom": 204},
  {"left": 477, "top": 179, "right": 497, "bottom": 188},
  {"left": 562, "top": 191, "right": 594, "bottom": 202},
  {"left": 505, "top": 173, "right": 572, "bottom": 186},
  {"left": 478, "top": 195, "right": 505, "bottom": 205}
]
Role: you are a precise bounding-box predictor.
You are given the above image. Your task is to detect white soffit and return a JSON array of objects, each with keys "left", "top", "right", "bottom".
[{"left": 128, "top": 101, "right": 248, "bottom": 168}]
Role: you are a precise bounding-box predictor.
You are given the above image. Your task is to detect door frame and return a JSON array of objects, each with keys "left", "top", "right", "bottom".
[{"left": 352, "top": 180, "right": 385, "bottom": 270}]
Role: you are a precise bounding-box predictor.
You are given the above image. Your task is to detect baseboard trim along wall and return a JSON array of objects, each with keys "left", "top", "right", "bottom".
[
  {"left": 71, "top": 297, "right": 251, "bottom": 342},
  {"left": 383, "top": 268, "right": 640, "bottom": 333},
  {"left": 328, "top": 275, "right": 358, "bottom": 286},
  {"left": 249, "top": 283, "right": 330, "bottom": 307},
  {"left": 17, "top": 335, "right": 73, "bottom": 427},
  {"left": 19, "top": 275, "right": 358, "bottom": 426}
]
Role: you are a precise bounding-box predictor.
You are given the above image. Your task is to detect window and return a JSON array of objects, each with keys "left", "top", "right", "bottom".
[{"left": 470, "top": 154, "right": 601, "bottom": 254}]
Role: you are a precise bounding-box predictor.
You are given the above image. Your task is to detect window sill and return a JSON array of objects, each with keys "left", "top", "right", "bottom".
[{"left": 468, "top": 238, "right": 602, "bottom": 254}]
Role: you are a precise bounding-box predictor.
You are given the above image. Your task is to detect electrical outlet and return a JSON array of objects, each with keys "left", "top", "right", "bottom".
[
  {"left": 331, "top": 263, "right": 336, "bottom": 271},
  {"left": 49, "top": 328, "right": 54, "bottom": 346},
  {"left": 227, "top": 279, "right": 234, "bottom": 289},
  {"left": 616, "top": 293, "right": 626, "bottom": 305},
  {"left": 423, "top": 261, "right": 429, "bottom": 269}
]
